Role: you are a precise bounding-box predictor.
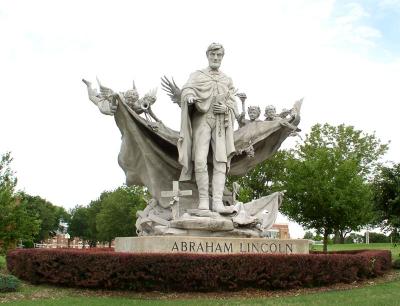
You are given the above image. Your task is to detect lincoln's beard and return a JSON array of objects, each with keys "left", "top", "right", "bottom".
[{"left": 209, "top": 62, "right": 221, "bottom": 70}]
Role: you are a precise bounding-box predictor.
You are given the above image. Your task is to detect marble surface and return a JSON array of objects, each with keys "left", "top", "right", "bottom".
[{"left": 115, "top": 236, "right": 310, "bottom": 254}]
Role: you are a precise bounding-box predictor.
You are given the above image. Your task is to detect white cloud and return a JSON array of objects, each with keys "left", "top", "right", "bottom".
[
  {"left": 328, "top": 2, "right": 382, "bottom": 48},
  {"left": 379, "top": 0, "right": 400, "bottom": 10}
]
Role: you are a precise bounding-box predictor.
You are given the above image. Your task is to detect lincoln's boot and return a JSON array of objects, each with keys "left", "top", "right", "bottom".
[
  {"left": 195, "top": 171, "right": 210, "bottom": 210},
  {"left": 212, "top": 171, "right": 235, "bottom": 214}
]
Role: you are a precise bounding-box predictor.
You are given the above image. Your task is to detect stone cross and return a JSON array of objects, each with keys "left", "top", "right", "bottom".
[{"left": 161, "top": 181, "right": 192, "bottom": 219}]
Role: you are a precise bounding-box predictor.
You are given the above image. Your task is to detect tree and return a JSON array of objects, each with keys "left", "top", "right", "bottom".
[
  {"left": 85, "top": 197, "right": 103, "bottom": 247},
  {"left": 68, "top": 205, "right": 90, "bottom": 247},
  {"left": 96, "top": 186, "right": 147, "bottom": 247},
  {"left": 16, "top": 192, "right": 69, "bottom": 243},
  {"left": 303, "top": 231, "right": 314, "bottom": 240},
  {"left": 66, "top": 185, "right": 147, "bottom": 248},
  {"left": 0, "top": 153, "right": 40, "bottom": 253},
  {"left": 368, "top": 232, "right": 390, "bottom": 243},
  {"left": 344, "top": 233, "right": 364, "bottom": 244},
  {"left": 372, "top": 163, "right": 400, "bottom": 239},
  {"left": 280, "top": 124, "right": 388, "bottom": 252}
]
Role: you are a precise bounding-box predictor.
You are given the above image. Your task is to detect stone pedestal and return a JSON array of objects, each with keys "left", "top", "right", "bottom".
[{"left": 115, "top": 236, "right": 310, "bottom": 254}]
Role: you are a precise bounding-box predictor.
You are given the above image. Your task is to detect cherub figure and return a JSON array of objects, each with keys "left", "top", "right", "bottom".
[
  {"left": 82, "top": 78, "right": 161, "bottom": 123},
  {"left": 263, "top": 100, "right": 303, "bottom": 137},
  {"left": 264, "top": 105, "right": 279, "bottom": 121},
  {"left": 237, "top": 105, "right": 261, "bottom": 128},
  {"left": 265, "top": 104, "right": 300, "bottom": 122},
  {"left": 248, "top": 106, "right": 261, "bottom": 121}
]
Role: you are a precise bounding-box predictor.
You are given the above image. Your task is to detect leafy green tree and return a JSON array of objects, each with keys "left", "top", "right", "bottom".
[
  {"left": 68, "top": 205, "right": 90, "bottom": 247},
  {"left": 372, "top": 163, "right": 400, "bottom": 239},
  {"left": 281, "top": 124, "right": 388, "bottom": 252},
  {"left": 0, "top": 153, "right": 40, "bottom": 253},
  {"left": 344, "top": 233, "right": 364, "bottom": 244},
  {"left": 96, "top": 186, "right": 147, "bottom": 247},
  {"left": 16, "top": 192, "right": 69, "bottom": 243},
  {"left": 368, "top": 232, "right": 390, "bottom": 243},
  {"left": 85, "top": 198, "right": 103, "bottom": 247},
  {"left": 303, "top": 231, "right": 314, "bottom": 240}
]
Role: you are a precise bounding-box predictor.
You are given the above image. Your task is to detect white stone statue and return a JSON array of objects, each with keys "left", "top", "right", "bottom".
[
  {"left": 177, "top": 43, "right": 242, "bottom": 214},
  {"left": 83, "top": 43, "right": 303, "bottom": 238}
]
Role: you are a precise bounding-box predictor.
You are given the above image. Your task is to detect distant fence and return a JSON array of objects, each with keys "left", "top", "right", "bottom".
[
  {"left": 312, "top": 240, "right": 323, "bottom": 245},
  {"left": 34, "top": 243, "right": 83, "bottom": 249}
]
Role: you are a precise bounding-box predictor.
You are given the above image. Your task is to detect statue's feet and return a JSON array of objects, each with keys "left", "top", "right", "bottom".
[
  {"left": 198, "top": 198, "right": 210, "bottom": 210},
  {"left": 212, "top": 201, "right": 236, "bottom": 215}
]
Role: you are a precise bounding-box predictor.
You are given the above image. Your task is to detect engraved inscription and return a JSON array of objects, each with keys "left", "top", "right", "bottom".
[{"left": 171, "top": 240, "right": 294, "bottom": 254}]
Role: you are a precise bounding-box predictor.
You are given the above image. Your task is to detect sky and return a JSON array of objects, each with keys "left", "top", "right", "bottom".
[{"left": 1, "top": 0, "right": 400, "bottom": 238}]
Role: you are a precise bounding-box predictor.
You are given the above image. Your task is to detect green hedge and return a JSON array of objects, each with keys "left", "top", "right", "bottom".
[
  {"left": 0, "top": 274, "right": 21, "bottom": 292},
  {"left": 0, "top": 255, "right": 5, "bottom": 270},
  {"left": 7, "top": 249, "right": 392, "bottom": 291}
]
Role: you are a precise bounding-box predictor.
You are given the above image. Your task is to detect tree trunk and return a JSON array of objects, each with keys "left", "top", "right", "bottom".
[
  {"left": 108, "top": 240, "right": 112, "bottom": 248},
  {"left": 323, "top": 230, "right": 329, "bottom": 253},
  {"left": 334, "top": 229, "right": 348, "bottom": 244},
  {"left": 333, "top": 230, "right": 341, "bottom": 244},
  {"left": 338, "top": 230, "right": 345, "bottom": 244},
  {"left": 339, "top": 229, "right": 350, "bottom": 244},
  {"left": 67, "top": 238, "right": 71, "bottom": 248}
]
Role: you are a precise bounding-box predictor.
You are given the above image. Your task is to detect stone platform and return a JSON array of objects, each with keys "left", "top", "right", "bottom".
[{"left": 115, "top": 236, "right": 310, "bottom": 254}]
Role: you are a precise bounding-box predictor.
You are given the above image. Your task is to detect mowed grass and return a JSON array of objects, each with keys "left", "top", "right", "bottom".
[
  {"left": 1, "top": 244, "right": 400, "bottom": 305},
  {"left": 312, "top": 243, "right": 400, "bottom": 260},
  {"left": 2, "top": 277, "right": 400, "bottom": 306}
]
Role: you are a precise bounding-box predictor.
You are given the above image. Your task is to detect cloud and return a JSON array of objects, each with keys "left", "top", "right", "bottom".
[
  {"left": 329, "top": 2, "right": 382, "bottom": 48},
  {"left": 379, "top": 0, "right": 400, "bottom": 10}
]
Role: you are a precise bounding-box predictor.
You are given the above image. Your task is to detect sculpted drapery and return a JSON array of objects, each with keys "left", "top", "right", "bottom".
[{"left": 114, "top": 99, "right": 301, "bottom": 208}]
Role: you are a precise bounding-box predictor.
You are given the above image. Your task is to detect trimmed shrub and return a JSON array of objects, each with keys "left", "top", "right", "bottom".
[
  {"left": 393, "top": 259, "right": 400, "bottom": 269},
  {"left": 0, "top": 274, "right": 21, "bottom": 292},
  {"left": 0, "top": 256, "right": 6, "bottom": 272},
  {"left": 6, "top": 249, "right": 391, "bottom": 292}
]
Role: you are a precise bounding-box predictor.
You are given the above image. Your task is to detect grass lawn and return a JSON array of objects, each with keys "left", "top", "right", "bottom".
[
  {"left": 1, "top": 275, "right": 400, "bottom": 306},
  {"left": 1, "top": 244, "right": 399, "bottom": 305},
  {"left": 311, "top": 243, "right": 400, "bottom": 260}
]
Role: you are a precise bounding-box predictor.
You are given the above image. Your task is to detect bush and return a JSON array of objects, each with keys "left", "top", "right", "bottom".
[
  {"left": 369, "top": 232, "right": 390, "bottom": 243},
  {"left": 0, "top": 274, "right": 21, "bottom": 292},
  {"left": 393, "top": 259, "right": 400, "bottom": 269},
  {"left": 0, "top": 256, "right": 5, "bottom": 271},
  {"left": 6, "top": 249, "right": 392, "bottom": 292}
]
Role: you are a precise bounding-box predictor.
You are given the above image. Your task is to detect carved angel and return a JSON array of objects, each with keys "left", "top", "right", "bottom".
[
  {"left": 82, "top": 78, "right": 161, "bottom": 123},
  {"left": 264, "top": 100, "right": 303, "bottom": 123}
]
